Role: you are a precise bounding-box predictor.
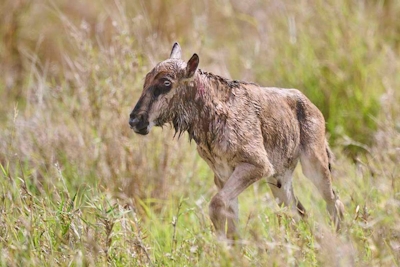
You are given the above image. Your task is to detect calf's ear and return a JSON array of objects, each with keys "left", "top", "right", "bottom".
[
  {"left": 170, "top": 42, "right": 182, "bottom": 59},
  {"left": 186, "top": 54, "right": 199, "bottom": 78}
]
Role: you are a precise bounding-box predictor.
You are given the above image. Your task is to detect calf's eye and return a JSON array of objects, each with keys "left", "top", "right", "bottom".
[
  {"left": 152, "top": 79, "right": 172, "bottom": 98},
  {"left": 164, "top": 80, "right": 171, "bottom": 87}
]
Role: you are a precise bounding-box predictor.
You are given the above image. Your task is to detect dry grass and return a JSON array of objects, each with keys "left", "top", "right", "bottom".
[{"left": 0, "top": 0, "right": 399, "bottom": 266}]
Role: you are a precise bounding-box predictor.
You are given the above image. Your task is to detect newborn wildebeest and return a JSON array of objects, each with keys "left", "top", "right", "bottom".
[{"left": 129, "top": 43, "right": 344, "bottom": 240}]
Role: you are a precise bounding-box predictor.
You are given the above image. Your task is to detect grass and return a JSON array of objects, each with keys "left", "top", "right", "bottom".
[
  {"left": 1, "top": 0, "right": 400, "bottom": 266},
  {"left": 1, "top": 155, "right": 400, "bottom": 266}
]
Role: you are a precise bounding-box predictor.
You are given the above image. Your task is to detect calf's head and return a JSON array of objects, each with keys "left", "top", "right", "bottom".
[{"left": 129, "top": 43, "right": 199, "bottom": 135}]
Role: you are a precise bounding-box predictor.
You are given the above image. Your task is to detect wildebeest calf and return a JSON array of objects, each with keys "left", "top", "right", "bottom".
[{"left": 129, "top": 43, "right": 344, "bottom": 240}]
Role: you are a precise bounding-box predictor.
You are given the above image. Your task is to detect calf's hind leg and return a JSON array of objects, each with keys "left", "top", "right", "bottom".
[
  {"left": 300, "top": 148, "right": 344, "bottom": 230},
  {"left": 268, "top": 170, "right": 306, "bottom": 217}
]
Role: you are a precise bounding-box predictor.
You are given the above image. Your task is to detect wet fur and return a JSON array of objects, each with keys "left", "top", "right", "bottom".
[{"left": 129, "top": 43, "right": 344, "bottom": 240}]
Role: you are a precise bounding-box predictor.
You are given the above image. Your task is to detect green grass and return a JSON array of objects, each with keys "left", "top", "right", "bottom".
[
  {"left": 1, "top": 155, "right": 400, "bottom": 266},
  {"left": 1, "top": 0, "right": 400, "bottom": 266}
]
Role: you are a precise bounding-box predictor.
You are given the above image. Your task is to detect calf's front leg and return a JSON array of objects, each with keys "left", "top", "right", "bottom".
[
  {"left": 227, "top": 197, "right": 238, "bottom": 240},
  {"left": 212, "top": 175, "right": 239, "bottom": 240},
  {"left": 209, "top": 162, "right": 273, "bottom": 239}
]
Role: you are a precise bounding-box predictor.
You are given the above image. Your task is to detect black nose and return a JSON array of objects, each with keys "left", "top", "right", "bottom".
[
  {"left": 129, "top": 113, "right": 149, "bottom": 134},
  {"left": 129, "top": 117, "right": 139, "bottom": 128}
]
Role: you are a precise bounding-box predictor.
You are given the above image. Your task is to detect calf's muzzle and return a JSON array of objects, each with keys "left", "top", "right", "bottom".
[{"left": 129, "top": 113, "right": 150, "bottom": 135}]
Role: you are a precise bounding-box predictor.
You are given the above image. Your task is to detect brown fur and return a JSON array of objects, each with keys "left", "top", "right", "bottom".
[{"left": 129, "top": 43, "right": 344, "bottom": 240}]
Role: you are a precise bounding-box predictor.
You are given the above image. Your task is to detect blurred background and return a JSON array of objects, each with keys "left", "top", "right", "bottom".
[
  {"left": 1, "top": 0, "right": 400, "bottom": 265},
  {"left": 1, "top": 0, "right": 399, "bottom": 200}
]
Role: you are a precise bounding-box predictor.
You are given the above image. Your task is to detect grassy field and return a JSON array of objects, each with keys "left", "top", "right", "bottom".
[{"left": 1, "top": 0, "right": 400, "bottom": 266}]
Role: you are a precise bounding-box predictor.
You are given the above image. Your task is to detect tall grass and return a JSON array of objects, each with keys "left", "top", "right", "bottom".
[{"left": 0, "top": 0, "right": 399, "bottom": 265}]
